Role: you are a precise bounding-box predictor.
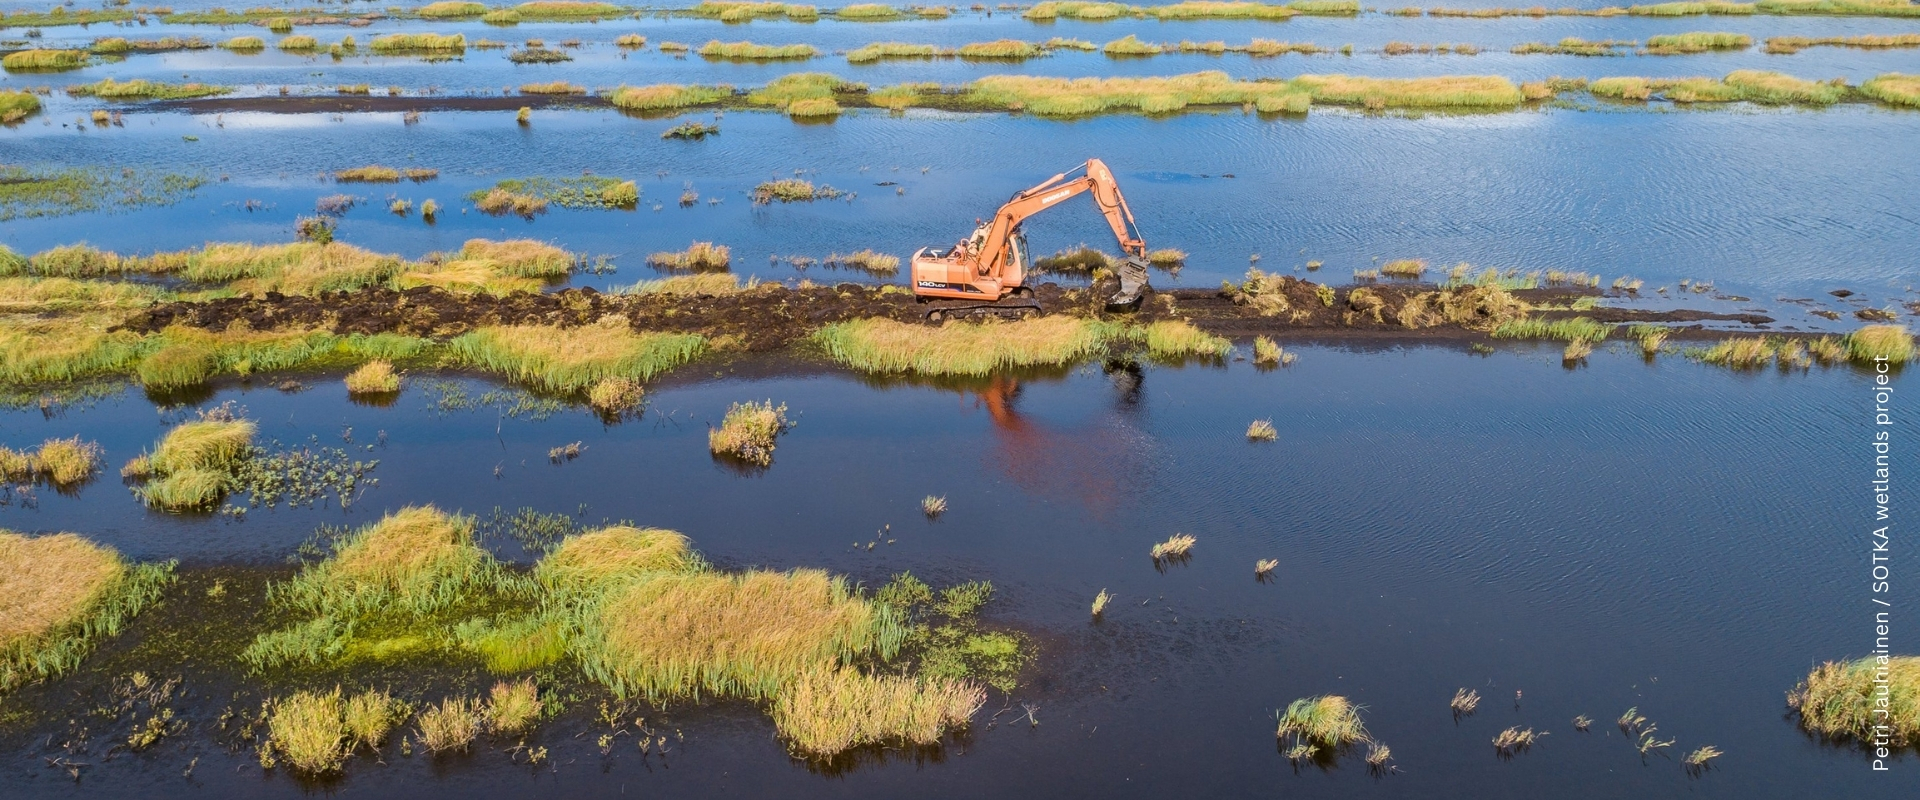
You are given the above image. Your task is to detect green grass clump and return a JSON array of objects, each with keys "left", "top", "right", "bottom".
[
  {"left": 699, "top": 40, "right": 818, "bottom": 60},
  {"left": 693, "top": 2, "right": 822, "bottom": 21},
  {"left": 1645, "top": 31, "right": 1753, "bottom": 52},
  {"left": 709, "top": 400, "right": 790, "bottom": 466},
  {"left": 1289, "top": 73, "right": 1524, "bottom": 108},
  {"left": 1789, "top": 656, "right": 1920, "bottom": 745},
  {"left": 816, "top": 316, "right": 1123, "bottom": 375},
  {"left": 746, "top": 72, "right": 854, "bottom": 109},
  {"left": 513, "top": 1, "right": 623, "bottom": 18},
  {"left": 418, "top": 1, "right": 490, "bottom": 16},
  {"left": 610, "top": 83, "right": 733, "bottom": 111},
  {"left": 1628, "top": 1, "right": 1757, "bottom": 14},
  {"left": 1150, "top": 2, "right": 1300, "bottom": 19},
  {"left": 1863, "top": 73, "right": 1920, "bottom": 106},
  {"left": 752, "top": 179, "right": 843, "bottom": 203},
  {"left": 222, "top": 36, "right": 267, "bottom": 51},
  {"left": 449, "top": 320, "right": 707, "bottom": 393},
  {"left": 266, "top": 688, "right": 409, "bottom": 774},
  {"left": 1844, "top": 324, "right": 1915, "bottom": 365},
  {"left": 370, "top": 33, "right": 467, "bottom": 53},
  {"left": 0, "top": 91, "right": 42, "bottom": 124},
  {"left": 2, "top": 49, "right": 88, "bottom": 71},
  {"left": 279, "top": 35, "right": 321, "bottom": 51},
  {"left": 67, "top": 79, "right": 233, "bottom": 100},
  {"left": 468, "top": 176, "right": 637, "bottom": 211},
  {"left": 1024, "top": 1, "right": 1132, "bottom": 19},
  {"left": 1, "top": 532, "right": 173, "bottom": 694},
  {"left": 89, "top": 37, "right": 132, "bottom": 54},
  {"left": 787, "top": 97, "right": 841, "bottom": 117},
  {"left": 1492, "top": 316, "right": 1609, "bottom": 342},
  {"left": 1724, "top": 69, "right": 1849, "bottom": 103},
  {"left": 483, "top": 8, "right": 522, "bottom": 23},
  {"left": 847, "top": 42, "right": 942, "bottom": 63},
  {"left": 1593, "top": 71, "right": 1850, "bottom": 104},
  {"left": 1277, "top": 695, "right": 1370, "bottom": 746},
  {"left": 1138, "top": 320, "right": 1231, "bottom": 360},
  {"left": 960, "top": 39, "right": 1047, "bottom": 59},
  {"left": 1756, "top": 0, "right": 1920, "bottom": 16},
  {"left": 836, "top": 3, "right": 903, "bottom": 18},
  {"left": 1103, "top": 35, "right": 1163, "bottom": 56},
  {"left": 125, "top": 416, "right": 256, "bottom": 509}
]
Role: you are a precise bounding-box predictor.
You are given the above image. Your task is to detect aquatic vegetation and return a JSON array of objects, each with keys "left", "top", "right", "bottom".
[
  {"left": 1697, "top": 337, "right": 1776, "bottom": 367},
  {"left": 1766, "top": 33, "right": 1920, "bottom": 53},
  {"left": 1246, "top": 419, "right": 1277, "bottom": 441},
  {"left": 279, "top": 35, "right": 320, "bottom": 51},
  {"left": 486, "top": 678, "right": 541, "bottom": 734},
  {"left": 1574, "top": 713, "right": 1593, "bottom": 730},
  {"left": 771, "top": 668, "right": 984, "bottom": 757},
  {"left": 67, "top": 79, "right": 232, "bottom": 100},
  {"left": 609, "top": 83, "right": 733, "bottom": 111},
  {"left": 1289, "top": 74, "right": 1524, "bottom": 108},
  {"left": 693, "top": 1, "right": 822, "bottom": 22},
  {"left": 822, "top": 250, "right": 899, "bottom": 275},
  {"left": 786, "top": 97, "right": 841, "bottom": 117},
  {"left": 1451, "top": 688, "right": 1481, "bottom": 714},
  {"left": 1591, "top": 71, "right": 1849, "bottom": 104},
  {"left": 1151, "top": 533, "right": 1197, "bottom": 560},
  {"left": 588, "top": 376, "right": 645, "bottom": 414},
  {"left": 342, "top": 689, "right": 407, "bottom": 750},
  {"left": 451, "top": 320, "right": 707, "bottom": 393},
  {"left": 1493, "top": 726, "right": 1544, "bottom": 753},
  {"left": 1, "top": 49, "right": 88, "bottom": 72},
  {"left": 0, "top": 166, "right": 204, "bottom": 222},
  {"left": 475, "top": 188, "right": 547, "bottom": 217},
  {"left": 569, "top": 566, "right": 906, "bottom": 701},
  {"left": 0, "top": 437, "right": 102, "bottom": 487},
  {"left": 1277, "top": 695, "right": 1368, "bottom": 746},
  {"left": 647, "top": 241, "right": 732, "bottom": 272},
  {"left": 1139, "top": 319, "right": 1231, "bottom": 360},
  {"left": 471, "top": 176, "right": 637, "bottom": 210},
  {"left": 0, "top": 90, "right": 40, "bottom": 124},
  {"left": 1512, "top": 37, "right": 1635, "bottom": 55},
  {"left": 1491, "top": 316, "right": 1608, "bottom": 342},
  {"left": 344, "top": 361, "right": 400, "bottom": 395},
  {"left": 0, "top": 532, "right": 172, "bottom": 693},
  {"left": 536, "top": 527, "right": 696, "bottom": 594},
  {"left": 418, "top": 696, "right": 482, "bottom": 752},
  {"left": 1147, "top": 248, "right": 1187, "bottom": 266},
  {"left": 1685, "top": 744, "right": 1724, "bottom": 769},
  {"left": 662, "top": 120, "right": 720, "bottom": 139},
  {"left": 965, "top": 71, "right": 1519, "bottom": 116},
  {"left": 700, "top": 40, "right": 818, "bottom": 59},
  {"left": 747, "top": 71, "right": 854, "bottom": 110},
  {"left": 513, "top": 1, "right": 624, "bottom": 19},
  {"left": 709, "top": 400, "right": 791, "bottom": 466},
  {"left": 623, "top": 273, "right": 746, "bottom": 295},
  {"left": 814, "top": 316, "right": 1123, "bottom": 376},
  {"left": 753, "top": 179, "right": 843, "bottom": 204},
  {"left": 1103, "top": 35, "right": 1163, "bottom": 56},
  {"left": 1252, "top": 336, "right": 1293, "bottom": 366},
  {"left": 1845, "top": 324, "right": 1915, "bottom": 365},
  {"left": 837, "top": 3, "right": 903, "bottom": 18},
  {"left": 922, "top": 495, "right": 948, "bottom": 517},
  {"left": 848, "top": 42, "right": 942, "bottom": 63},
  {"left": 223, "top": 36, "right": 266, "bottom": 51},
  {"left": 520, "top": 81, "right": 585, "bottom": 94},
  {"left": 1034, "top": 246, "right": 1114, "bottom": 273},
  {"left": 124, "top": 415, "right": 255, "bottom": 510},
  {"left": 483, "top": 9, "right": 522, "bottom": 23},
  {"left": 509, "top": 47, "right": 571, "bottom": 63},
  {"left": 370, "top": 33, "right": 467, "bottom": 53},
  {"left": 268, "top": 689, "right": 351, "bottom": 773},
  {"left": 1380, "top": 258, "right": 1427, "bottom": 278},
  {"left": 1859, "top": 72, "right": 1920, "bottom": 106},
  {"left": 1646, "top": 31, "right": 1753, "bottom": 52}
]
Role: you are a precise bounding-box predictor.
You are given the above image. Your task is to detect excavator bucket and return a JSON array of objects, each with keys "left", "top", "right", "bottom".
[{"left": 1106, "top": 257, "right": 1149, "bottom": 311}]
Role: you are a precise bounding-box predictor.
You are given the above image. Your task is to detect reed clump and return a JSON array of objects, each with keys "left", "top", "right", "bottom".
[
  {"left": 746, "top": 72, "right": 852, "bottom": 110},
  {"left": 1, "top": 532, "right": 172, "bottom": 693},
  {"left": 344, "top": 360, "right": 399, "bottom": 395},
  {"left": 1492, "top": 726, "right": 1544, "bottom": 753},
  {"left": 1645, "top": 31, "right": 1752, "bottom": 52},
  {"left": 279, "top": 35, "right": 320, "bottom": 51},
  {"left": 623, "top": 273, "right": 745, "bottom": 296},
  {"left": 124, "top": 417, "right": 256, "bottom": 510},
  {"left": 1103, "top": 35, "right": 1163, "bottom": 57},
  {"left": 647, "top": 241, "right": 732, "bottom": 271},
  {"left": 0, "top": 91, "right": 41, "bottom": 123},
  {"left": 922, "top": 495, "right": 947, "bottom": 517},
  {"left": 1766, "top": 33, "right": 1920, "bottom": 53},
  {"left": 588, "top": 376, "right": 645, "bottom": 414},
  {"left": 520, "top": 81, "right": 585, "bottom": 94},
  {"left": 417, "top": 696, "right": 482, "bottom": 752},
  {"left": 1491, "top": 316, "right": 1608, "bottom": 342},
  {"left": 752, "top": 179, "right": 843, "bottom": 203},
  {"left": 1592, "top": 71, "right": 1849, "bottom": 104},
  {"left": 450, "top": 319, "right": 707, "bottom": 393},
  {"left": 419, "top": 1, "right": 489, "bottom": 16},
  {"left": 0, "top": 437, "right": 103, "bottom": 486},
  {"left": 267, "top": 688, "right": 409, "bottom": 773},
  {"left": 814, "top": 316, "right": 1122, "bottom": 375},
  {"left": 514, "top": 1, "right": 623, "bottom": 19},
  {"left": 369, "top": 33, "right": 467, "bottom": 53},
  {"left": 700, "top": 40, "right": 818, "bottom": 60},
  {"left": 1151, "top": 533, "right": 1197, "bottom": 560},
  {"left": 848, "top": 42, "right": 942, "bottom": 63},
  {"left": 2, "top": 49, "right": 88, "bottom": 72},
  {"left": 693, "top": 1, "right": 821, "bottom": 21},
  {"left": 709, "top": 400, "right": 790, "bottom": 465},
  {"left": 1789, "top": 657, "right": 1920, "bottom": 744},
  {"left": 1277, "top": 695, "right": 1368, "bottom": 746},
  {"left": 68, "top": 79, "right": 231, "bottom": 100},
  {"left": 1139, "top": 319, "right": 1231, "bottom": 360},
  {"left": 1246, "top": 419, "right": 1277, "bottom": 441},
  {"left": 837, "top": 3, "right": 903, "bottom": 18},
  {"left": 223, "top": 36, "right": 266, "bottom": 51},
  {"left": 827, "top": 250, "right": 900, "bottom": 274},
  {"left": 485, "top": 678, "right": 541, "bottom": 735},
  {"left": 771, "top": 668, "right": 984, "bottom": 757},
  {"left": 609, "top": 84, "right": 732, "bottom": 111},
  {"left": 1844, "top": 324, "right": 1914, "bottom": 365},
  {"left": 960, "top": 39, "right": 1047, "bottom": 59}
]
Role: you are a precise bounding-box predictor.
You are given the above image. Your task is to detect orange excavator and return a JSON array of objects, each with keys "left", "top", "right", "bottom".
[{"left": 910, "top": 158, "right": 1150, "bottom": 320}]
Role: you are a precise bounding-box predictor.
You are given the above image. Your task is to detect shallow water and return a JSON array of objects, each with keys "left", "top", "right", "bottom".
[{"left": 0, "top": 344, "right": 1911, "bottom": 797}]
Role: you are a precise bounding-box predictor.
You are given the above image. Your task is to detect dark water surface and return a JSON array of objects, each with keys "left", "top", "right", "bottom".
[{"left": 0, "top": 343, "right": 1912, "bottom": 798}]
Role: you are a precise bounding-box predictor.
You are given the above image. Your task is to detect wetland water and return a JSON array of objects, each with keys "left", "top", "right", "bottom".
[{"left": 2, "top": 1, "right": 1918, "bottom": 797}]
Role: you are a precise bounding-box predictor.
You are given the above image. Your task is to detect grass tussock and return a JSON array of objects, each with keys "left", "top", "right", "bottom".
[
  {"left": 0, "top": 437, "right": 103, "bottom": 486},
  {"left": 417, "top": 696, "right": 482, "bottom": 752},
  {"left": 610, "top": 83, "right": 732, "bottom": 111},
  {"left": 1, "top": 532, "right": 171, "bottom": 693},
  {"left": 279, "top": 35, "right": 321, "bottom": 51},
  {"left": 1845, "top": 324, "right": 1914, "bottom": 365},
  {"left": 700, "top": 40, "right": 818, "bottom": 60},
  {"left": 623, "top": 273, "right": 745, "bottom": 296},
  {"left": 1246, "top": 419, "right": 1277, "bottom": 441},
  {"left": 693, "top": 2, "right": 821, "bottom": 21},
  {"left": 67, "top": 79, "right": 231, "bottom": 100},
  {"left": 1861, "top": 73, "right": 1920, "bottom": 106},
  {"left": 1788, "top": 656, "right": 1920, "bottom": 744},
  {"left": 647, "top": 241, "right": 732, "bottom": 272},
  {"left": 588, "top": 376, "right": 645, "bottom": 414},
  {"left": 960, "top": 39, "right": 1047, "bottom": 59},
  {"left": 815, "top": 316, "right": 1122, "bottom": 376},
  {"left": 1277, "top": 695, "right": 1368, "bottom": 746},
  {"left": 369, "top": 33, "right": 467, "bottom": 53},
  {"left": 267, "top": 688, "right": 408, "bottom": 773},
  {"left": 746, "top": 72, "right": 852, "bottom": 109},
  {"left": 486, "top": 678, "right": 541, "bottom": 735},
  {"left": 771, "top": 668, "right": 984, "bottom": 757},
  {"left": 1646, "top": 31, "right": 1753, "bottom": 52},
  {"left": 2, "top": 49, "right": 89, "bottom": 72},
  {"left": 1491, "top": 316, "right": 1608, "bottom": 343},
  {"left": 709, "top": 400, "right": 790, "bottom": 466},
  {"left": 450, "top": 320, "right": 707, "bottom": 393},
  {"left": 753, "top": 179, "right": 842, "bottom": 204},
  {"left": 847, "top": 42, "right": 942, "bottom": 63},
  {"left": 419, "top": 1, "right": 488, "bottom": 16},
  {"left": 1139, "top": 320, "right": 1231, "bottom": 360},
  {"left": 1592, "top": 70, "right": 1849, "bottom": 104},
  {"left": 223, "top": 36, "right": 266, "bottom": 51},
  {"left": 570, "top": 567, "right": 905, "bottom": 702},
  {"left": 0, "top": 90, "right": 41, "bottom": 123},
  {"left": 1766, "top": 33, "right": 1920, "bottom": 54},
  {"left": 126, "top": 417, "right": 256, "bottom": 510},
  {"left": 344, "top": 360, "right": 400, "bottom": 395},
  {"left": 1151, "top": 533, "right": 1196, "bottom": 560},
  {"left": 520, "top": 81, "right": 585, "bottom": 94}
]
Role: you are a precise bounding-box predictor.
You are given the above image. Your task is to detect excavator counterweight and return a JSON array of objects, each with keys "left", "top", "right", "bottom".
[{"left": 910, "top": 159, "right": 1151, "bottom": 319}]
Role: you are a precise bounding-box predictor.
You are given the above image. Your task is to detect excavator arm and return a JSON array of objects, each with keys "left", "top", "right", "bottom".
[{"left": 974, "top": 158, "right": 1146, "bottom": 280}]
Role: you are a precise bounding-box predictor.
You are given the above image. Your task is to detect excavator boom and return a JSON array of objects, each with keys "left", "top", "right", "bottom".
[{"left": 910, "top": 159, "right": 1150, "bottom": 316}]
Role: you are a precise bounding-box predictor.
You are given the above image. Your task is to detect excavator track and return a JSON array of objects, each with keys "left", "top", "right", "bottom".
[{"left": 922, "top": 296, "right": 1043, "bottom": 323}]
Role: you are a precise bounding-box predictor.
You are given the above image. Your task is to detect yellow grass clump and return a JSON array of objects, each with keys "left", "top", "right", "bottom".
[
  {"left": 418, "top": 1, "right": 489, "bottom": 16},
  {"left": 268, "top": 689, "right": 349, "bottom": 773},
  {"left": 450, "top": 319, "right": 707, "bottom": 393},
  {"left": 1862, "top": 73, "right": 1920, "bottom": 106},
  {"left": 126, "top": 417, "right": 255, "bottom": 510},
  {"left": 417, "top": 696, "right": 482, "bottom": 752},
  {"left": 1138, "top": 319, "right": 1231, "bottom": 360},
  {"left": 623, "top": 273, "right": 745, "bottom": 295},
  {"left": 1645, "top": 31, "right": 1753, "bottom": 52},
  {"left": 1289, "top": 73, "right": 1525, "bottom": 108},
  {"left": 709, "top": 400, "right": 790, "bottom": 465},
  {"left": 1766, "top": 33, "right": 1920, "bottom": 53},
  {"left": 486, "top": 678, "right": 541, "bottom": 734},
  {"left": 1151, "top": 533, "right": 1197, "bottom": 560},
  {"left": 572, "top": 567, "right": 905, "bottom": 701},
  {"left": 771, "top": 668, "right": 984, "bottom": 756},
  {"left": 699, "top": 40, "right": 818, "bottom": 60},
  {"left": 276, "top": 506, "right": 488, "bottom": 618},
  {"left": 279, "top": 35, "right": 321, "bottom": 51},
  {"left": 2, "top": 49, "right": 89, "bottom": 72},
  {"left": 25, "top": 437, "right": 102, "bottom": 486},
  {"left": 815, "top": 316, "right": 1123, "bottom": 375},
  {"left": 1788, "top": 656, "right": 1920, "bottom": 745},
  {"left": 1277, "top": 694, "right": 1369, "bottom": 746},
  {"left": 536, "top": 526, "right": 696, "bottom": 594},
  {"left": 1845, "top": 324, "right": 1915, "bottom": 365},
  {"left": 787, "top": 97, "right": 842, "bottom": 117},
  {"left": 369, "top": 33, "right": 467, "bottom": 53},
  {"left": 610, "top": 83, "right": 733, "bottom": 111},
  {"left": 344, "top": 360, "right": 400, "bottom": 394},
  {"left": 1, "top": 90, "right": 42, "bottom": 123},
  {"left": 588, "top": 376, "right": 645, "bottom": 413},
  {"left": 520, "top": 81, "right": 585, "bottom": 94},
  {"left": 647, "top": 241, "right": 732, "bottom": 272},
  {"left": 1, "top": 532, "right": 170, "bottom": 693}
]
